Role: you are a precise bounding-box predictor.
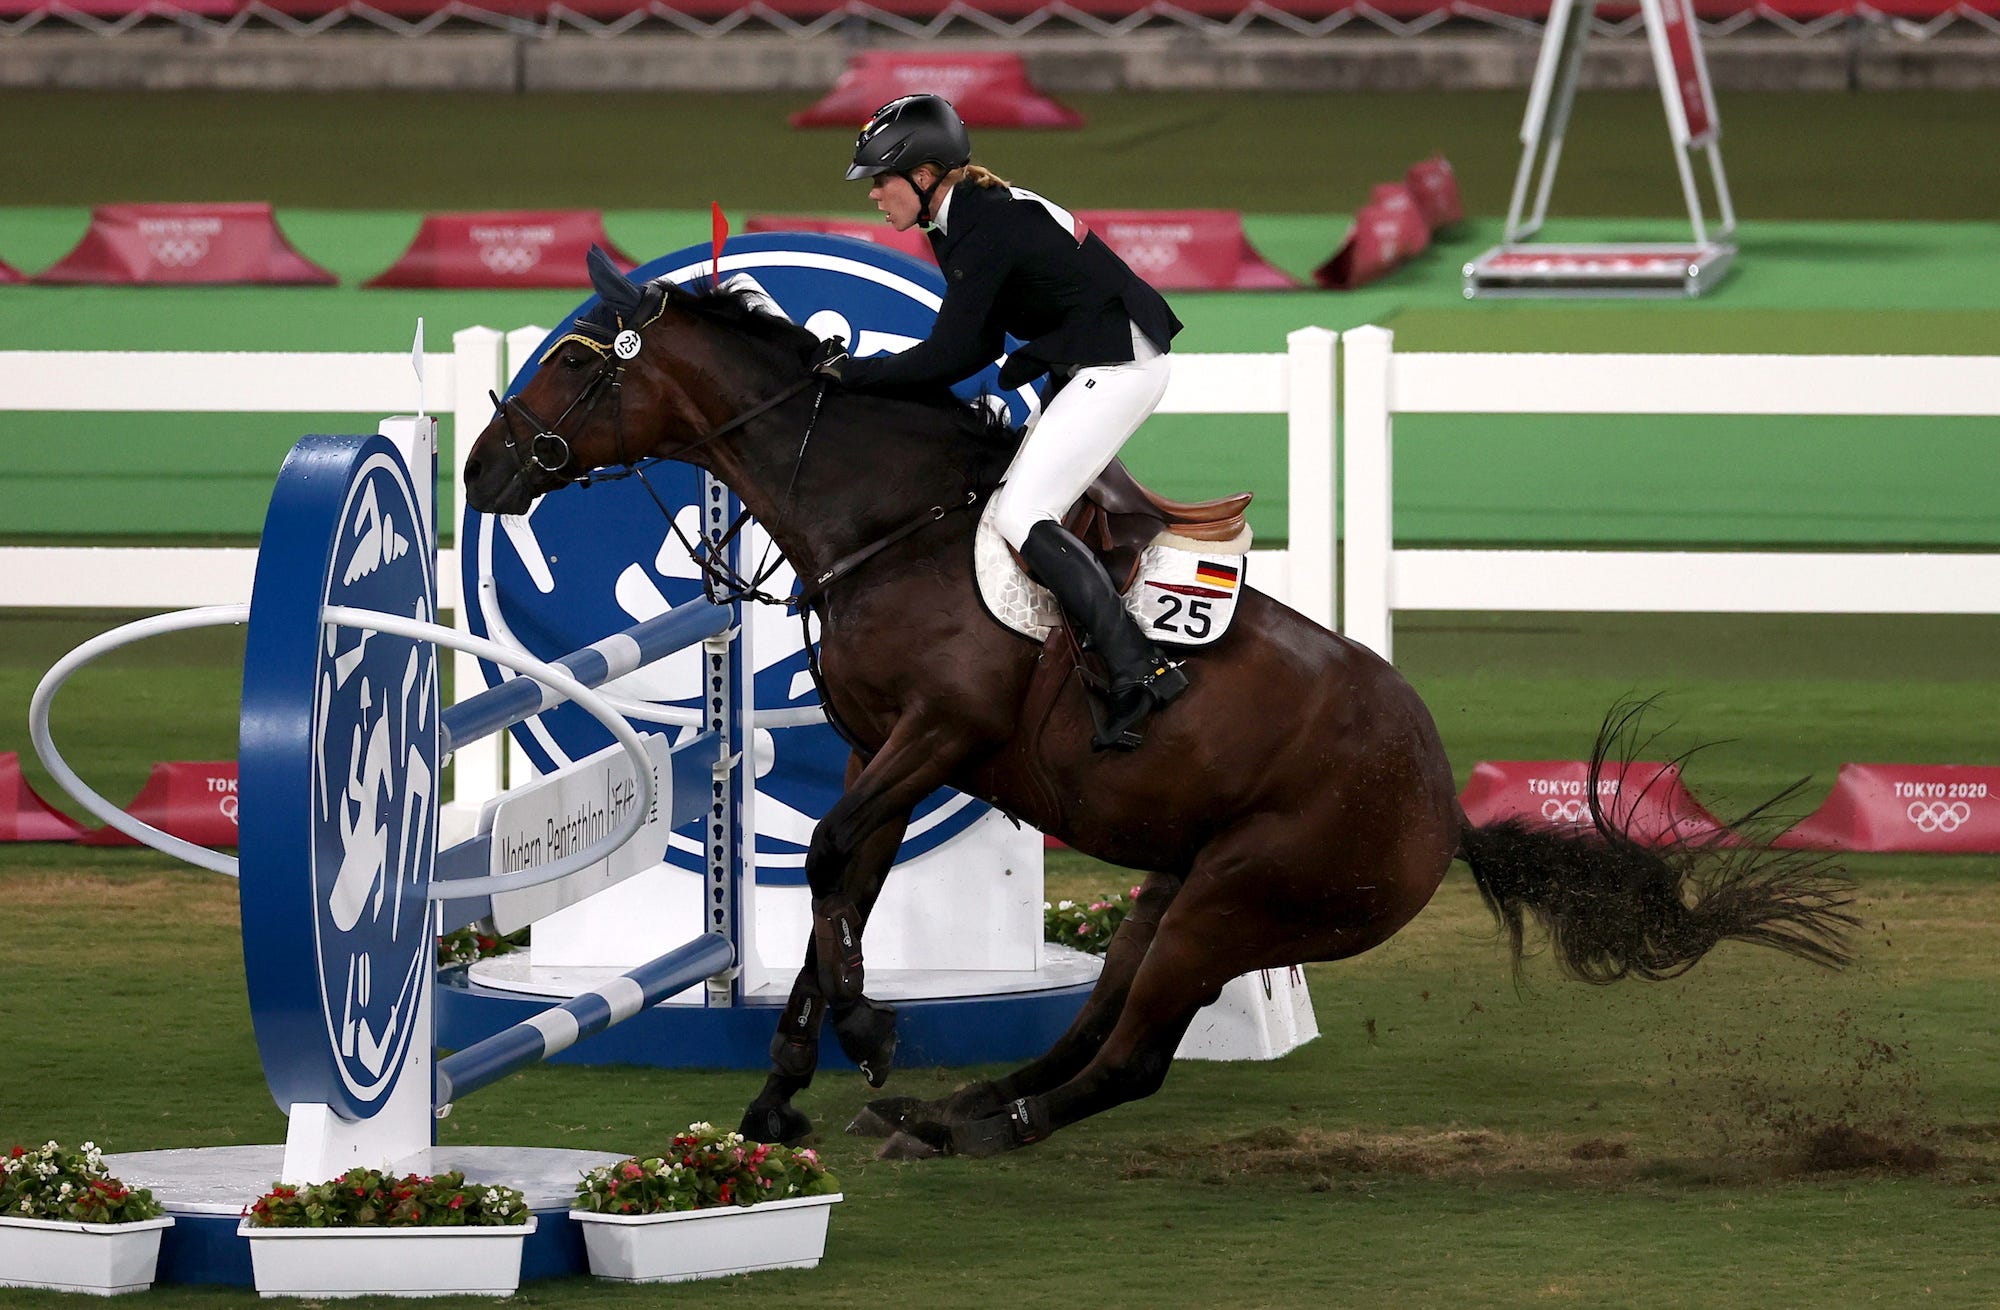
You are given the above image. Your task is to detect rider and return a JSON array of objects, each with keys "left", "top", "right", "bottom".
[{"left": 818, "top": 93, "right": 1189, "bottom": 752}]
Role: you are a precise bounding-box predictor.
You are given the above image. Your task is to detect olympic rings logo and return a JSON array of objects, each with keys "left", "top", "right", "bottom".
[
  {"left": 1116, "top": 242, "right": 1184, "bottom": 274},
  {"left": 1540, "top": 799, "right": 1592, "bottom": 825},
  {"left": 148, "top": 238, "right": 209, "bottom": 267},
  {"left": 479, "top": 245, "right": 543, "bottom": 275},
  {"left": 1907, "top": 801, "right": 1973, "bottom": 833}
]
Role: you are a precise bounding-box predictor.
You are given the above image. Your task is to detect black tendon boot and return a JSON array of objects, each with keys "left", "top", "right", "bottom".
[{"left": 1018, "top": 521, "right": 1189, "bottom": 751}]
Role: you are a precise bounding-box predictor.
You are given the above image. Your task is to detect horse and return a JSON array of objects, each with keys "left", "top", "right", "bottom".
[{"left": 462, "top": 252, "right": 1856, "bottom": 1160}]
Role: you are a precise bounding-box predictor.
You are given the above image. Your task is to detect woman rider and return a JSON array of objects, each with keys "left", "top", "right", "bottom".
[{"left": 815, "top": 93, "right": 1189, "bottom": 752}]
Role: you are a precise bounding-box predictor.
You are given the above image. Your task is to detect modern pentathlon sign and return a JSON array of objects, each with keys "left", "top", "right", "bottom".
[{"left": 1463, "top": 0, "right": 1738, "bottom": 298}]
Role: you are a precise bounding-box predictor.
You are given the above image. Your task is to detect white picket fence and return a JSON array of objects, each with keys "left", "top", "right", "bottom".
[
  {"left": 6, "top": 324, "right": 1998, "bottom": 667},
  {"left": 1337, "top": 326, "right": 2000, "bottom": 660},
  {"left": 0, "top": 325, "right": 1330, "bottom": 624}
]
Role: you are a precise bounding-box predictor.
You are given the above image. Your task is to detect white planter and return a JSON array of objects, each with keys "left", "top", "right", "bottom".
[
  {"left": 237, "top": 1217, "right": 536, "bottom": 1298},
  {"left": 0, "top": 1213, "right": 174, "bottom": 1296},
  {"left": 572, "top": 1193, "right": 842, "bottom": 1284}
]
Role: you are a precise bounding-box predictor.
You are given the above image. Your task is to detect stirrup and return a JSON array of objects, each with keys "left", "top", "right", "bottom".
[{"left": 1089, "top": 660, "right": 1188, "bottom": 752}]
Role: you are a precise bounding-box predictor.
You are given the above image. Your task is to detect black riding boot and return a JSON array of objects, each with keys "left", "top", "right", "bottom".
[{"left": 1018, "top": 521, "right": 1189, "bottom": 751}]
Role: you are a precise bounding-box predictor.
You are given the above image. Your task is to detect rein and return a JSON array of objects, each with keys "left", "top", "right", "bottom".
[
  {"left": 493, "top": 301, "right": 982, "bottom": 619},
  {"left": 793, "top": 490, "right": 980, "bottom": 609}
]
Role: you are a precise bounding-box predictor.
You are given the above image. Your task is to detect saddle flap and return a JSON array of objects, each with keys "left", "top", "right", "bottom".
[{"left": 1087, "top": 459, "right": 1254, "bottom": 528}]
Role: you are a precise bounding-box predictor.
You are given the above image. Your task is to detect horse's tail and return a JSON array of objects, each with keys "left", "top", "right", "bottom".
[{"left": 1455, "top": 703, "right": 1857, "bottom": 984}]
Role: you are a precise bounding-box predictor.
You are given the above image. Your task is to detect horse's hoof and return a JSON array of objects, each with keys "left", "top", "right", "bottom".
[
  {"left": 876, "top": 1129, "right": 946, "bottom": 1161},
  {"left": 847, "top": 1095, "right": 924, "bottom": 1138},
  {"left": 832, "top": 999, "right": 898, "bottom": 1089},
  {"left": 939, "top": 1080, "right": 1007, "bottom": 1121},
  {"left": 739, "top": 1101, "right": 813, "bottom": 1146}
]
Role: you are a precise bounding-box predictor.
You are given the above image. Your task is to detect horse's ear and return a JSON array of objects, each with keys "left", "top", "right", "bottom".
[{"left": 587, "top": 245, "right": 643, "bottom": 319}]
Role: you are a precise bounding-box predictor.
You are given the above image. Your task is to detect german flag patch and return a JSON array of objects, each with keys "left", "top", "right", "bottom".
[{"left": 1192, "top": 560, "right": 1240, "bottom": 592}]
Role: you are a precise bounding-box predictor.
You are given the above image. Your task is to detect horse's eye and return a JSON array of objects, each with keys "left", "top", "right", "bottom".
[{"left": 560, "top": 351, "right": 589, "bottom": 371}]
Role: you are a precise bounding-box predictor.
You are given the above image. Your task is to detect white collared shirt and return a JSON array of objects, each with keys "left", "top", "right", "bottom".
[{"left": 927, "top": 182, "right": 957, "bottom": 235}]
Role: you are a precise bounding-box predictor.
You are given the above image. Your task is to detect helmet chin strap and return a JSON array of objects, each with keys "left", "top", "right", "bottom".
[{"left": 898, "top": 169, "right": 946, "bottom": 227}]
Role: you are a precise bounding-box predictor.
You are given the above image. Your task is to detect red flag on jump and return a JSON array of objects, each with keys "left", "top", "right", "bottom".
[{"left": 711, "top": 202, "right": 729, "bottom": 286}]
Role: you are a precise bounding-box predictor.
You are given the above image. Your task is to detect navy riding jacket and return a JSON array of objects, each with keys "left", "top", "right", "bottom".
[{"left": 838, "top": 182, "right": 1183, "bottom": 393}]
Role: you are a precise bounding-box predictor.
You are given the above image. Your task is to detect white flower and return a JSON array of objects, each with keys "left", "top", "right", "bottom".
[
  {"left": 688, "top": 1122, "right": 713, "bottom": 1134},
  {"left": 59, "top": 1183, "right": 74, "bottom": 1198},
  {"left": 1057, "top": 900, "right": 1074, "bottom": 910}
]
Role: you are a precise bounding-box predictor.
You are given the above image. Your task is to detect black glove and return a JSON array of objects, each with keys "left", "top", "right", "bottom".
[{"left": 810, "top": 337, "right": 849, "bottom": 381}]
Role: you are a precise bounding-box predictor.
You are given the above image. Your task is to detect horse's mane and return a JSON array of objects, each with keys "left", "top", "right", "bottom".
[{"left": 653, "top": 280, "right": 1021, "bottom": 458}]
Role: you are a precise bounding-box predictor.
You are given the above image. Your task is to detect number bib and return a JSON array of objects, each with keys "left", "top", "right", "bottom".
[{"left": 1127, "top": 543, "right": 1244, "bottom": 648}]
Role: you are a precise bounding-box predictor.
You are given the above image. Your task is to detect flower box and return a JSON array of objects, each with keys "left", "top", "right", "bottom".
[
  {"left": 0, "top": 1213, "right": 174, "bottom": 1296},
  {"left": 573, "top": 1193, "right": 842, "bottom": 1283},
  {"left": 236, "top": 1217, "right": 537, "bottom": 1298}
]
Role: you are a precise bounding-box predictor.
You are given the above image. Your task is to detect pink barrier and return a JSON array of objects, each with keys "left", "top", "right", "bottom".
[
  {"left": 1315, "top": 187, "right": 1426, "bottom": 290},
  {"left": 1405, "top": 156, "right": 1463, "bottom": 230},
  {"left": 0, "top": 259, "right": 23, "bottom": 285},
  {"left": 744, "top": 214, "right": 936, "bottom": 264},
  {"left": 366, "top": 210, "right": 635, "bottom": 289},
  {"left": 78, "top": 761, "right": 239, "bottom": 849},
  {"left": 1775, "top": 764, "right": 2000, "bottom": 853},
  {"left": 1316, "top": 158, "right": 1460, "bottom": 291},
  {"left": 1459, "top": 760, "right": 1736, "bottom": 848},
  {"left": 0, "top": 752, "right": 89, "bottom": 842},
  {"left": 791, "top": 51, "right": 1082, "bottom": 129},
  {"left": 35, "top": 203, "right": 335, "bottom": 286},
  {"left": 2, "top": 0, "right": 1988, "bottom": 19},
  {"left": 1078, "top": 210, "right": 1296, "bottom": 290}
]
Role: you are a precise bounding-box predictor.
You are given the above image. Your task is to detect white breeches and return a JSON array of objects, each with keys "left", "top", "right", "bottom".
[{"left": 990, "top": 323, "right": 1171, "bottom": 549}]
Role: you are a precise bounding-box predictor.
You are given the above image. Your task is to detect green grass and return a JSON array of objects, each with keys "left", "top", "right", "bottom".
[{"left": 6, "top": 605, "right": 2000, "bottom": 1307}]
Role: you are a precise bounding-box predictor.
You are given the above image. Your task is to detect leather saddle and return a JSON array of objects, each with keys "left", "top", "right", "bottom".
[{"left": 1060, "top": 458, "right": 1253, "bottom": 591}]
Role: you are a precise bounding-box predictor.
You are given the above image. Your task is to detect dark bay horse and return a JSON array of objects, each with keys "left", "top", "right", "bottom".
[{"left": 463, "top": 254, "right": 1855, "bottom": 1159}]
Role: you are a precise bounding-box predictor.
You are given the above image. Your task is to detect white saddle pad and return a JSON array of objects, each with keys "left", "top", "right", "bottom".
[{"left": 973, "top": 499, "right": 1249, "bottom": 648}]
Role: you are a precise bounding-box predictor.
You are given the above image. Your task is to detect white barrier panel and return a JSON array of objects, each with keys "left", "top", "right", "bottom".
[{"left": 1340, "top": 325, "right": 2000, "bottom": 660}]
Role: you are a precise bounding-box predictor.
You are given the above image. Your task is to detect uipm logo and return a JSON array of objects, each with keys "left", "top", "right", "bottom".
[{"left": 310, "top": 459, "right": 437, "bottom": 1109}]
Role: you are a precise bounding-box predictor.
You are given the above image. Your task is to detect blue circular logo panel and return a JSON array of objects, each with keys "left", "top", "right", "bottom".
[
  {"left": 461, "top": 234, "right": 1037, "bottom": 882},
  {"left": 241, "top": 434, "right": 438, "bottom": 1118}
]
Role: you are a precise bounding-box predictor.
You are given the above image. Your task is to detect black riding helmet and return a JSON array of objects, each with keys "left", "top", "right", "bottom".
[{"left": 845, "top": 94, "right": 973, "bottom": 225}]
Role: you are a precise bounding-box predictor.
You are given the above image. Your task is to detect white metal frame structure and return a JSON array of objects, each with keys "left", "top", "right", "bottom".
[{"left": 1466, "top": 0, "right": 1739, "bottom": 298}]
